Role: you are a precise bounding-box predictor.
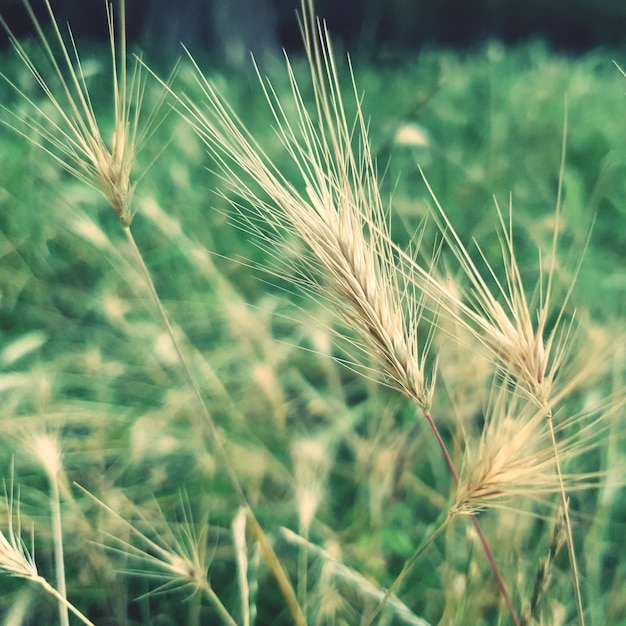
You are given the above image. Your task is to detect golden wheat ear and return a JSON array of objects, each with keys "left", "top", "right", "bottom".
[
  {"left": 0, "top": 0, "right": 169, "bottom": 226},
  {"left": 0, "top": 465, "right": 38, "bottom": 582},
  {"left": 452, "top": 382, "right": 610, "bottom": 517},
  {"left": 162, "top": 0, "right": 439, "bottom": 410}
]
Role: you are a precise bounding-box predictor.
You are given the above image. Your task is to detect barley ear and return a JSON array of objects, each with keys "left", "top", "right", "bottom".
[{"left": 0, "top": 0, "right": 169, "bottom": 226}]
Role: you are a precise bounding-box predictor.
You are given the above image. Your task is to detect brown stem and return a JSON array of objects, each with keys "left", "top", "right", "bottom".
[{"left": 422, "top": 409, "right": 520, "bottom": 626}]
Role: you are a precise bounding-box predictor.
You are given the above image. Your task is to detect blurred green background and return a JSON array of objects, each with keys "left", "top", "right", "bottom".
[{"left": 1, "top": 0, "right": 626, "bottom": 62}]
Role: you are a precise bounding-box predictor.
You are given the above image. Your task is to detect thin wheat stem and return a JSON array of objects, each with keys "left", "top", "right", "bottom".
[
  {"left": 545, "top": 409, "right": 584, "bottom": 625},
  {"left": 469, "top": 512, "right": 519, "bottom": 624},
  {"left": 297, "top": 532, "right": 308, "bottom": 615},
  {"left": 362, "top": 511, "right": 452, "bottom": 626},
  {"left": 247, "top": 513, "right": 307, "bottom": 626},
  {"left": 200, "top": 582, "right": 239, "bottom": 626},
  {"left": 36, "top": 576, "right": 95, "bottom": 626},
  {"left": 122, "top": 225, "right": 306, "bottom": 626},
  {"left": 49, "top": 472, "right": 69, "bottom": 626},
  {"left": 123, "top": 225, "right": 246, "bottom": 501},
  {"left": 422, "top": 410, "right": 459, "bottom": 483}
]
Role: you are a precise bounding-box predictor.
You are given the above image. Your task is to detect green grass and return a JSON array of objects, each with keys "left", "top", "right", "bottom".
[{"left": 0, "top": 9, "right": 625, "bottom": 625}]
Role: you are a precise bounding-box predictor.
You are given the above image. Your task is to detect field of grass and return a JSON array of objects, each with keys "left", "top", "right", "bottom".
[{"left": 0, "top": 2, "right": 625, "bottom": 625}]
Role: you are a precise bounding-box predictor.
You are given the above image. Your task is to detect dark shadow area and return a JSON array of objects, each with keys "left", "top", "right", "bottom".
[{"left": 1, "top": 0, "right": 626, "bottom": 62}]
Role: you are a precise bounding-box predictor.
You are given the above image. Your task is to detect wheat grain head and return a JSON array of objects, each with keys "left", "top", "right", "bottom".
[
  {"left": 0, "top": 470, "right": 37, "bottom": 581},
  {"left": 157, "top": 0, "right": 437, "bottom": 411},
  {"left": 0, "top": 0, "right": 167, "bottom": 226},
  {"left": 452, "top": 383, "right": 608, "bottom": 516}
]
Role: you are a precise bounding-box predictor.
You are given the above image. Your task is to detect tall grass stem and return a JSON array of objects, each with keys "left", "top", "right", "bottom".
[
  {"left": 363, "top": 511, "right": 452, "bottom": 626},
  {"left": 544, "top": 100, "right": 584, "bottom": 626},
  {"left": 545, "top": 409, "right": 584, "bottom": 625},
  {"left": 202, "top": 584, "right": 239, "bottom": 626},
  {"left": 123, "top": 225, "right": 245, "bottom": 502},
  {"left": 49, "top": 472, "right": 69, "bottom": 626},
  {"left": 122, "top": 225, "right": 306, "bottom": 626}
]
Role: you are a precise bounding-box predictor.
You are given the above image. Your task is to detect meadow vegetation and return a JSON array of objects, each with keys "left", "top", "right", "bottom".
[{"left": 0, "top": 1, "right": 625, "bottom": 625}]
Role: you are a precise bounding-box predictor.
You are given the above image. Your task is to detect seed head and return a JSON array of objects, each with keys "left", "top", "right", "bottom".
[{"left": 1, "top": 0, "right": 167, "bottom": 225}]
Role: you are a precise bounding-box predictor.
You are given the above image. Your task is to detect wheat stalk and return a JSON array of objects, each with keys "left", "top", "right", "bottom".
[{"left": 25, "top": 432, "right": 68, "bottom": 626}]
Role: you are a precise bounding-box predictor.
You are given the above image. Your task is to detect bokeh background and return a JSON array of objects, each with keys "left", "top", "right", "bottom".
[{"left": 2, "top": 0, "right": 626, "bottom": 64}]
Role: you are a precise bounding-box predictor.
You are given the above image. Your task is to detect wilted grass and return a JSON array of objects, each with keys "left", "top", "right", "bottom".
[{"left": 0, "top": 1, "right": 625, "bottom": 625}]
